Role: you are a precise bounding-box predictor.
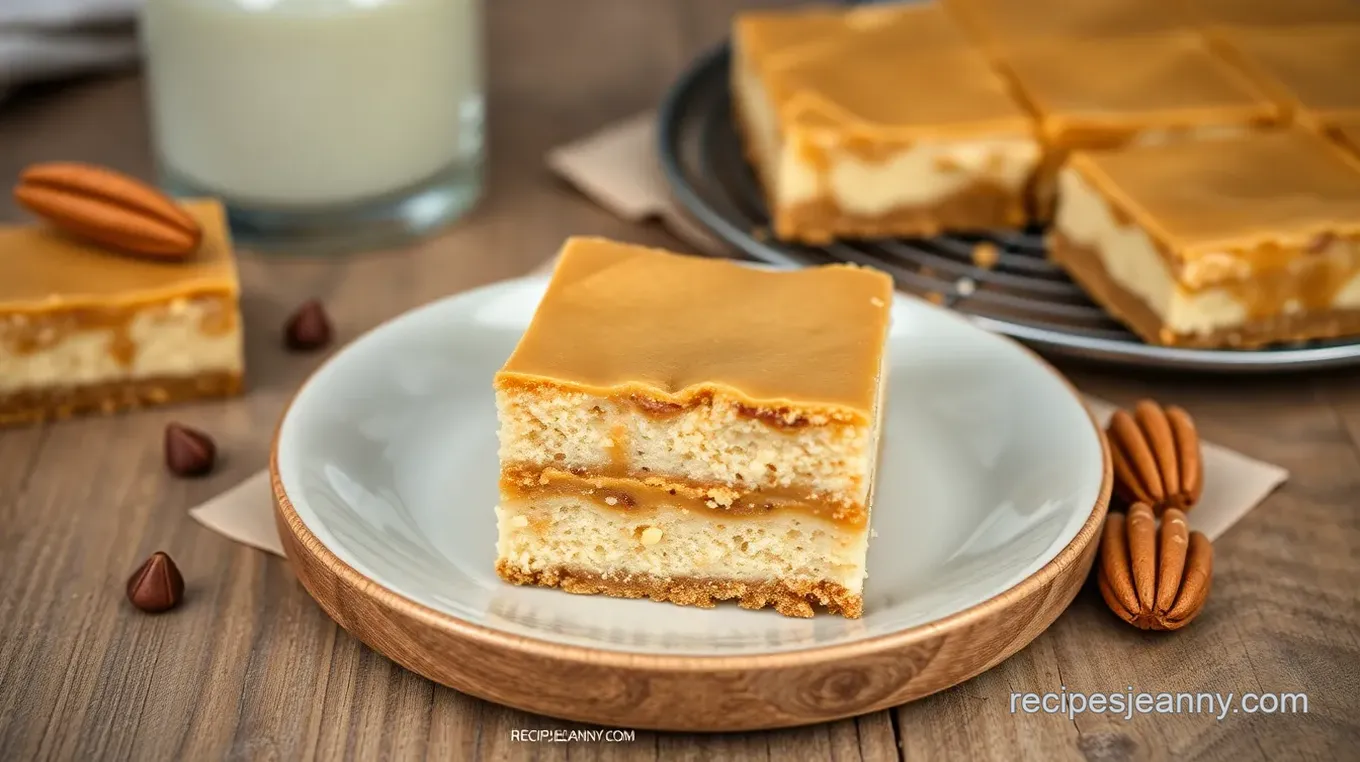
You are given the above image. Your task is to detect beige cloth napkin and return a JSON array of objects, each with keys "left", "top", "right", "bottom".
[{"left": 190, "top": 112, "right": 1288, "bottom": 555}]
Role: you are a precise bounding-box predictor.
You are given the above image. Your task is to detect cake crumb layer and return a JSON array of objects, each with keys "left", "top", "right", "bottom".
[
  {"left": 496, "top": 559, "right": 863, "bottom": 619},
  {"left": 0, "top": 370, "right": 243, "bottom": 427}
]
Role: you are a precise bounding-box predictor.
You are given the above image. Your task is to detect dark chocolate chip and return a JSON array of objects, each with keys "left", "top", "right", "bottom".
[
  {"left": 126, "top": 551, "right": 185, "bottom": 613},
  {"left": 284, "top": 300, "right": 333, "bottom": 351},
  {"left": 164, "top": 422, "right": 216, "bottom": 477}
]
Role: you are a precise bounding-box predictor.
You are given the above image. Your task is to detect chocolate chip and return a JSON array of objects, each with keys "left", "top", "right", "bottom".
[
  {"left": 164, "top": 422, "right": 216, "bottom": 477},
  {"left": 126, "top": 551, "right": 185, "bottom": 613},
  {"left": 284, "top": 299, "right": 332, "bottom": 351}
]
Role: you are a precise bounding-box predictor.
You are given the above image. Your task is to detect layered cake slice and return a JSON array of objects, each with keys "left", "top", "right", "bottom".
[
  {"left": 0, "top": 199, "right": 244, "bottom": 426},
  {"left": 1051, "top": 130, "right": 1360, "bottom": 348},
  {"left": 494, "top": 237, "right": 893, "bottom": 618},
  {"left": 732, "top": 4, "right": 1039, "bottom": 243}
]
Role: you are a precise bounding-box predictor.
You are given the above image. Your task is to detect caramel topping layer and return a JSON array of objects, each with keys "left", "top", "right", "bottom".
[
  {"left": 739, "top": 3, "right": 969, "bottom": 74},
  {"left": 1001, "top": 34, "right": 1281, "bottom": 131},
  {"left": 738, "top": 4, "right": 1029, "bottom": 138},
  {"left": 496, "top": 237, "right": 892, "bottom": 418},
  {"left": 1216, "top": 26, "right": 1360, "bottom": 118},
  {"left": 0, "top": 200, "right": 238, "bottom": 311},
  {"left": 1067, "top": 130, "right": 1360, "bottom": 265},
  {"left": 500, "top": 466, "right": 868, "bottom": 529},
  {"left": 951, "top": 0, "right": 1188, "bottom": 49},
  {"left": 735, "top": 4, "right": 845, "bottom": 73}
]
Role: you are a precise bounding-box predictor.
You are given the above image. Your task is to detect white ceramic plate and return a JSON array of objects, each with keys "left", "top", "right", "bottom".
[{"left": 274, "top": 274, "right": 1107, "bottom": 664}]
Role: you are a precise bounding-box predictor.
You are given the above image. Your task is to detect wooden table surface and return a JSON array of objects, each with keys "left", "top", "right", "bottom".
[{"left": 2, "top": 2, "right": 1359, "bottom": 760}]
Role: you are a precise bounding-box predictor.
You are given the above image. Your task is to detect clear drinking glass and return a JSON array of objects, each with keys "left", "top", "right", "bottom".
[{"left": 139, "top": 0, "right": 484, "bottom": 253}]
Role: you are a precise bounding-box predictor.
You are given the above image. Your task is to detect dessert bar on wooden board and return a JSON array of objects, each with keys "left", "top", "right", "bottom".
[
  {"left": 493, "top": 237, "right": 892, "bottom": 618},
  {"left": 0, "top": 199, "right": 245, "bottom": 427},
  {"left": 729, "top": 0, "right": 1360, "bottom": 348}
]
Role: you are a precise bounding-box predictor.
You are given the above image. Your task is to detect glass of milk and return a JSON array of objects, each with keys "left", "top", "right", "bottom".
[{"left": 140, "top": 0, "right": 483, "bottom": 253}]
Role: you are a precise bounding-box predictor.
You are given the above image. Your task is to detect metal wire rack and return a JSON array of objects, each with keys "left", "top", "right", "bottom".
[{"left": 656, "top": 46, "right": 1360, "bottom": 373}]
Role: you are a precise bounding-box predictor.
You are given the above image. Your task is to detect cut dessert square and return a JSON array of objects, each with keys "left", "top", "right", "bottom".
[
  {"left": 997, "top": 33, "right": 1284, "bottom": 220},
  {"left": 943, "top": 0, "right": 1190, "bottom": 51},
  {"left": 493, "top": 237, "right": 893, "bottom": 618},
  {"left": 732, "top": 3, "right": 1038, "bottom": 243},
  {"left": 0, "top": 199, "right": 244, "bottom": 426},
  {"left": 1209, "top": 26, "right": 1360, "bottom": 125},
  {"left": 1051, "top": 130, "right": 1360, "bottom": 348}
]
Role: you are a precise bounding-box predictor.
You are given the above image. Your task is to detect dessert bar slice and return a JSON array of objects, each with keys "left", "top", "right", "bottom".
[
  {"left": 997, "top": 33, "right": 1283, "bottom": 220},
  {"left": 732, "top": 4, "right": 1038, "bottom": 243},
  {"left": 493, "top": 237, "right": 893, "bottom": 618},
  {"left": 1051, "top": 130, "right": 1360, "bottom": 348},
  {"left": 0, "top": 199, "right": 244, "bottom": 426}
]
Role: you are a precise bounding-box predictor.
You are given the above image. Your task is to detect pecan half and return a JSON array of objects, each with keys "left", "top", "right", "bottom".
[
  {"left": 14, "top": 162, "right": 202, "bottom": 259},
  {"left": 1107, "top": 399, "right": 1203, "bottom": 515}
]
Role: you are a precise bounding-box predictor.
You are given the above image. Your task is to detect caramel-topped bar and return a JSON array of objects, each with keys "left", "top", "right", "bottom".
[
  {"left": 500, "top": 466, "right": 869, "bottom": 529},
  {"left": 0, "top": 200, "right": 244, "bottom": 426},
  {"left": 1051, "top": 130, "right": 1360, "bottom": 347},
  {"left": 732, "top": 3, "right": 1038, "bottom": 243},
  {"left": 997, "top": 33, "right": 1283, "bottom": 219},
  {"left": 494, "top": 237, "right": 892, "bottom": 618}
]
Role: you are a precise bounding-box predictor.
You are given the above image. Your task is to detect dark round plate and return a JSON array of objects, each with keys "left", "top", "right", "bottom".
[{"left": 656, "top": 45, "right": 1360, "bottom": 373}]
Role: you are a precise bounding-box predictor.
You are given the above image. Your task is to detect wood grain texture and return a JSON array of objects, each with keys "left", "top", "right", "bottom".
[{"left": 0, "top": 0, "right": 1358, "bottom": 759}]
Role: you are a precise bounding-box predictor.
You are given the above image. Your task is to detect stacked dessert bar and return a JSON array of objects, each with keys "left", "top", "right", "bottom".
[
  {"left": 493, "top": 237, "right": 892, "bottom": 618},
  {"left": 0, "top": 200, "right": 245, "bottom": 426},
  {"left": 731, "top": 0, "right": 1360, "bottom": 349}
]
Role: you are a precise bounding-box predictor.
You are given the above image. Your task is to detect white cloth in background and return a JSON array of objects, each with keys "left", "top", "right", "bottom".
[{"left": 0, "top": 0, "right": 142, "bottom": 101}]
